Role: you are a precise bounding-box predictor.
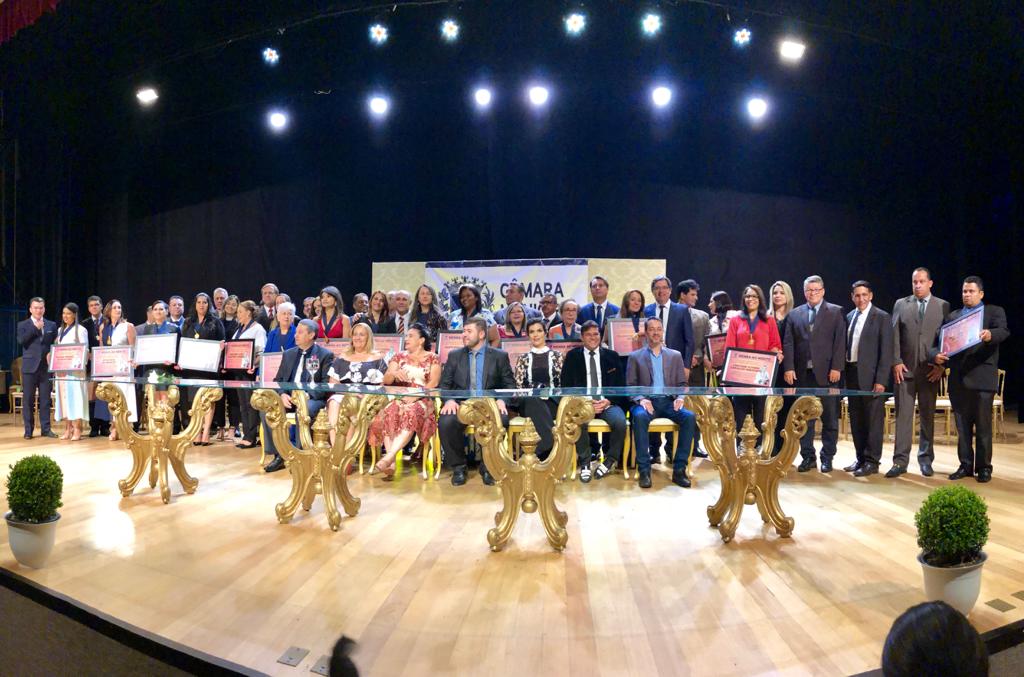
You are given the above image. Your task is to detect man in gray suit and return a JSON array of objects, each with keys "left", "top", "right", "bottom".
[
  {"left": 625, "top": 317, "right": 696, "bottom": 489},
  {"left": 887, "top": 267, "right": 950, "bottom": 477},
  {"left": 678, "top": 279, "right": 710, "bottom": 457},
  {"left": 841, "top": 281, "right": 893, "bottom": 477},
  {"left": 782, "top": 275, "right": 847, "bottom": 473}
]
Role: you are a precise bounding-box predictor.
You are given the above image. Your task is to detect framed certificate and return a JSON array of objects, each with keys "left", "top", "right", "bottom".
[
  {"left": 134, "top": 333, "right": 179, "bottom": 366},
  {"left": 501, "top": 338, "right": 531, "bottom": 368},
  {"left": 316, "top": 338, "right": 351, "bottom": 358},
  {"left": 721, "top": 347, "right": 779, "bottom": 387},
  {"left": 177, "top": 337, "right": 223, "bottom": 373},
  {"left": 436, "top": 331, "right": 464, "bottom": 364},
  {"left": 548, "top": 341, "right": 582, "bottom": 359},
  {"left": 91, "top": 346, "right": 133, "bottom": 378},
  {"left": 706, "top": 333, "right": 728, "bottom": 369},
  {"left": 606, "top": 318, "right": 641, "bottom": 355},
  {"left": 939, "top": 306, "right": 984, "bottom": 358},
  {"left": 260, "top": 352, "right": 285, "bottom": 385},
  {"left": 374, "top": 334, "right": 405, "bottom": 357},
  {"left": 50, "top": 344, "right": 88, "bottom": 373},
  {"left": 223, "top": 339, "right": 255, "bottom": 370}
]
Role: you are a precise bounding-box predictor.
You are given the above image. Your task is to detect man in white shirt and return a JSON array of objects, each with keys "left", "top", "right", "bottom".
[
  {"left": 539, "top": 293, "right": 560, "bottom": 331},
  {"left": 392, "top": 290, "right": 414, "bottom": 334},
  {"left": 167, "top": 295, "right": 186, "bottom": 329},
  {"left": 256, "top": 283, "right": 279, "bottom": 331}
]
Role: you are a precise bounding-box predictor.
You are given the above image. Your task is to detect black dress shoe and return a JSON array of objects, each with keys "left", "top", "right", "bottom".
[
  {"left": 976, "top": 469, "right": 992, "bottom": 483},
  {"left": 89, "top": 428, "right": 101, "bottom": 438},
  {"left": 692, "top": 448, "right": 709, "bottom": 459},
  {"left": 41, "top": 431, "right": 58, "bottom": 438},
  {"left": 23, "top": 434, "right": 33, "bottom": 440},
  {"left": 451, "top": 467, "right": 467, "bottom": 486},
  {"left": 236, "top": 443, "right": 258, "bottom": 449},
  {"left": 481, "top": 468, "right": 495, "bottom": 486},
  {"left": 843, "top": 461, "right": 861, "bottom": 473},
  {"left": 948, "top": 466, "right": 973, "bottom": 481},
  {"left": 638, "top": 470, "right": 653, "bottom": 489},
  {"left": 263, "top": 456, "right": 285, "bottom": 473},
  {"left": 854, "top": 462, "right": 878, "bottom": 477},
  {"left": 671, "top": 470, "right": 691, "bottom": 488},
  {"left": 920, "top": 463, "right": 934, "bottom": 477},
  {"left": 820, "top": 459, "right": 833, "bottom": 473},
  {"left": 885, "top": 464, "right": 907, "bottom": 478},
  {"left": 797, "top": 458, "right": 816, "bottom": 473}
]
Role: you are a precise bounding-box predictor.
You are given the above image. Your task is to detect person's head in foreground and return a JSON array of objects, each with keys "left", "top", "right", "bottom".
[{"left": 881, "top": 601, "right": 988, "bottom": 677}]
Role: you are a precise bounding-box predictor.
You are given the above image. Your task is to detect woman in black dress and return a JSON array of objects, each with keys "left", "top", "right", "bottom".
[{"left": 180, "top": 292, "right": 226, "bottom": 445}]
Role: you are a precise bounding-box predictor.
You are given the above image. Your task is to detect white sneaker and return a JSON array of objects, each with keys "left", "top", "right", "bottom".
[
  {"left": 579, "top": 467, "right": 592, "bottom": 483},
  {"left": 594, "top": 461, "right": 617, "bottom": 479}
]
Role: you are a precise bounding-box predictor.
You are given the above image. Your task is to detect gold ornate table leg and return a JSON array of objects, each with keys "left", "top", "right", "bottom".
[{"left": 460, "top": 397, "right": 593, "bottom": 552}]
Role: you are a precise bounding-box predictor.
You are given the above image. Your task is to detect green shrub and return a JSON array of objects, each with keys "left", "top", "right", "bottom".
[
  {"left": 915, "top": 485, "right": 989, "bottom": 567},
  {"left": 5, "top": 455, "right": 64, "bottom": 523}
]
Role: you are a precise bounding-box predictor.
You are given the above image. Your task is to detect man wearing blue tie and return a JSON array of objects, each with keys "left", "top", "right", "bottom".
[
  {"left": 16, "top": 297, "right": 59, "bottom": 439},
  {"left": 578, "top": 276, "right": 619, "bottom": 336}
]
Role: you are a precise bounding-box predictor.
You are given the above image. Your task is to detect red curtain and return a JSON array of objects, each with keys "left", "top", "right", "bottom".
[{"left": 0, "top": 0, "right": 61, "bottom": 45}]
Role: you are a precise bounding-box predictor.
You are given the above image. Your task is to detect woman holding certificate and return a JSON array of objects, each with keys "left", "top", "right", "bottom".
[
  {"left": 230, "top": 300, "right": 267, "bottom": 449},
  {"left": 180, "top": 292, "right": 226, "bottom": 446},
  {"left": 95, "top": 300, "right": 138, "bottom": 441},
  {"left": 513, "top": 319, "right": 565, "bottom": 460},
  {"left": 726, "top": 285, "right": 782, "bottom": 442},
  {"left": 325, "top": 323, "right": 388, "bottom": 447},
  {"left": 54, "top": 302, "right": 90, "bottom": 441},
  {"left": 605, "top": 289, "right": 647, "bottom": 355},
  {"left": 317, "top": 286, "right": 352, "bottom": 339},
  {"left": 214, "top": 294, "right": 240, "bottom": 440}
]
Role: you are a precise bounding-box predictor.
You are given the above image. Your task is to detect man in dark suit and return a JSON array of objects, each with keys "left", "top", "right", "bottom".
[
  {"left": 255, "top": 282, "right": 279, "bottom": 331},
  {"left": 260, "top": 319, "right": 334, "bottom": 473},
  {"left": 438, "top": 317, "right": 515, "bottom": 486},
  {"left": 931, "top": 276, "right": 1009, "bottom": 483},
  {"left": 561, "top": 321, "right": 628, "bottom": 482},
  {"left": 82, "top": 295, "right": 108, "bottom": 437},
  {"left": 578, "top": 275, "right": 620, "bottom": 335},
  {"left": 887, "top": 267, "right": 950, "bottom": 477},
  {"left": 625, "top": 317, "right": 695, "bottom": 489},
  {"left": 643, "top": 275, "right": 694, "bottom": 464},
  {"left": 16, "top": 297, "right": 59, "bottom": 439},
  {"left": 782, "top": 275, "right": 847, "bottom": 473},
  {"left": 539, "top": 293, "right": 560, "bottom": 332},
  {"left": 841, "top": 281, "right": 893, "bottom": 477}
]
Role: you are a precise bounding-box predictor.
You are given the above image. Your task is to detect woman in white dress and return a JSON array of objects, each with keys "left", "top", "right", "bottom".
[
  {"left": 95, "top": 299, "right": 138, "bottom": 440},
  {"left": 54, "top": 302, "right": 90, "bottom": 441}
]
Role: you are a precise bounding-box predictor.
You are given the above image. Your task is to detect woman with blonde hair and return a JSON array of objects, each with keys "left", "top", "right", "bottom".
[
  {"left": 769, "top": 280, "right": 796, "bottom": 454},
  {"left": 325, "top": 323, "right": 389, "bottom": 445}
]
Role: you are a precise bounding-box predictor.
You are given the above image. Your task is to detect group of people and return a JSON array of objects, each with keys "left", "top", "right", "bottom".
[{"left": 16, "top": 266, "right": 1008, "bottom": 487}]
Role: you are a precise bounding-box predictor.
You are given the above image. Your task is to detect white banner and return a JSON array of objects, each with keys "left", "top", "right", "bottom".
[{"left": 425, "top": 258, "right": 590, "bottom": 315}]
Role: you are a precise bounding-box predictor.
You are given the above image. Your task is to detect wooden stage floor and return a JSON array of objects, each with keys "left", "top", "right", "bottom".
[{"left": 2, "top": 416, "right": 1023, "bottom": 676}]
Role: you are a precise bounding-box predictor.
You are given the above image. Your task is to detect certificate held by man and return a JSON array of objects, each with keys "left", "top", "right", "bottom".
[
  {"left": 134, "top": 332, "right": 179, "bottom": 366},
  {"left": 178, "top": 337, "right": 223, "bottom": 373},
  {"left": 939, "top": 305, "right": 984, "bottom": 358}
]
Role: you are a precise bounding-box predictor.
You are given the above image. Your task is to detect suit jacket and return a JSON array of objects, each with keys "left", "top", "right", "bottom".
[
  {"left": 891, "top": 294, "right": 950, "bottom": 371},
  {"left": 274, "top": 344, "right": 335, "bottom": 401},
  {"left": 562, "top": 346, "right": 628, "bottom": 409},
  {"left": 625, "top": 346, "right": 687, "bottom": 404},
  {"left": 846, "top": 306, "right": 893, "bottom": 389},
  {"left": 689, "top": 308, "right": 711, "bottom": 361},
  {"left": 17, "top": 318, "right": 58, "bottom": 373},
  {"left": 139, "top": 321, "right": 180, "bottom": 337},
  {"left": 82, "top": 315, "right": 104, "bottom": 349},
  {"left": 440, "top": 346, "right": 515, "bottom": 393},
  {"left": 929, "top": 304, "right": 1009, "bottom": 392},
  {"left": 782, "top": 302, "right": 847, "bottom": 385},
  {"left": 643, "top": 302, "right": 694, "bottom": 364},
  {"left": 578, "top": 302, "right": 620, "bottom": 333},
  {"left": 255, "top": 306, "right": 275, "bottom": 332}
]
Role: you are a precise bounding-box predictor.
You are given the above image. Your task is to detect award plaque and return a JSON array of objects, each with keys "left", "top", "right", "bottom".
[
  {"left": 178, "top": 338, "right": 223, "bottom": 373},
  {"left": 939, "top": 306, "right": 984, "bottom": 357},
  {"left": 50, "top": 344, "right": 88, "bottom": 373},
  {"left": 134, "top": 332, "right": 179, "bottom": 366},
  {"left": 260, "top": 352, "right": 285, "bottom": 385},
  {"left": 374, "top": 334, "right": 405, "bottom": 358},
  {"left": 706, "top": 333, "right": 728, "bottom": 369},
  {"left": 500, "top": 338, "right": 531, "bottom": 368},
  {"left": 548, "top": 341, "right": 583, "bottom": 360},
  {"left": 606, "top": 318, "right": 641, "bottom": 355},
  {"left": 223, "top": 339, "right": 255, "bottom": 370},
  {"left": 91, "top": 346, "right": 133, "bottom": 378},
  {"left": 316, "top": 338, "right": 351, "bottom": 358},
  {"left": 720, "top": 347, "right": 779, "bottom": 387},
  {"left": 435, "top": 331, "right": 464, "bottom": 365}
]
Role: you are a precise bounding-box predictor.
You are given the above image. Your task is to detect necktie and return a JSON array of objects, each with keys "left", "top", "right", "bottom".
[
  {"left": 299, "top": 351, "right": 311, "bottom": 382},
  {"left": 847, "top": 312, "right": 860, "bottom": 361},
  {"left": 918, "top": 299, "right": 926, "bottom": 322},
  {"left": 588, "top": 350, "right": 599, "bottom": 390},
  {"left": 595, "top": 305, "right": 603, "bottom": 328},
  {"left": 398, "top": 315, "right": 405, "bottom": 334},
  {"left": 658, "top": 305, "right": 665, "bottom": 324},
  {"left": 809, "top": 305, "right": 817, "bottom": 331},
  {"left": 469, "top": 351, "right": 478, "bottom": 391}
]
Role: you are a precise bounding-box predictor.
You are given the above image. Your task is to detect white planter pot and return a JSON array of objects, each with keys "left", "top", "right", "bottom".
[
  {"left": 5, "top": 512, "right": 60, "bottom": 569},
  {"left": 918, "top": 551, "right": 987, "bottom": 616}
]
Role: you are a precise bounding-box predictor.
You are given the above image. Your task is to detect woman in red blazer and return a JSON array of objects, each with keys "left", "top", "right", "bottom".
[{"left": 726, "top": 284, "right": 782, "bottom": 444}]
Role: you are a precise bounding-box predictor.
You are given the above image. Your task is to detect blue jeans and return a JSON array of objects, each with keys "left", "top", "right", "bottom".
[
  {"left": 261, "top": 397, "right": 327, "bottom": 458},
  {"left": 630, "top": 397, "right": 696, "bottom": 473}
]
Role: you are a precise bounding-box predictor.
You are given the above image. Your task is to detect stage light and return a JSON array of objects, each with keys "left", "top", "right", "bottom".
[
  {"left": 474, "top": 87, "right": 493, "bottom": 109},
  {"left": 368, "top": 95, "right": 390, "bottom": 117},
  {"left": 641, "top": 13, "right": 662, "bottom": 36},
  {"left": 528, "top": 85, "right": 550, "bottom": 107},
  {"left": 369, "top": 23, "right": 389, "bottom": 45},
  {"left": 441, "top": 18, "right": 460, "bottom": 42},
  {"left": 267, "top": 110, "right": 289, "bottom": 131},
  {"left": 746, "top": 97, "right": 768, "bottom": 120},
  {"left": 779, "top": 39, "right": 806, "bottom": 62},
  {"left": 564, "top": 12, "right": 586, "bottom": 36},
  {"left": 136, "top": 88, "right": 158, "bottom": 106},
  {"left": 733, "top": 28, "right": 751, "bottom": 46},
  {"left": 262, "top": 47, "right": 279, "bottom": 65},
  {"left": 651, "top": 86, "right": 672, "bottom": 108}
]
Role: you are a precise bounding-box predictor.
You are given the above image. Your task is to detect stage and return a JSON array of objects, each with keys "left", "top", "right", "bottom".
[{"left": 2, "top": 418, "right": 1023, "bottom": 676}]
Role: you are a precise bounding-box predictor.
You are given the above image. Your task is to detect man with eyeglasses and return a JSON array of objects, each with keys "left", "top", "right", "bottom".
[{"left": 782, "top": 275, "right": 847, "bottom": 473}]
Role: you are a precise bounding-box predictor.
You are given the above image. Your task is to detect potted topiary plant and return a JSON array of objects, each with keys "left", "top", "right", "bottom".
[
  {"left": 915, "top": 485, "right": 990, "bottom": 615},
  {"left": 5, "top": 454, "right": 64, "bottom": 568}
]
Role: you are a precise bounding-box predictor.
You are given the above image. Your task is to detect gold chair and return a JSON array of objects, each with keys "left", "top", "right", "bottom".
[
  {"left": 933, "top": 369, "right": 953, "bottom": 439},
  {"left": 570, "top": 417, "right": 632, "bottom": 480},
  {"left": 993, "top": 369, "right": 1006, "bottom": 435},
  {"left": 9, "top": 357, "right": 24, "bottom": 417},
  {"left": 621, "top": 416, "right": 683, "bottom": 480}
]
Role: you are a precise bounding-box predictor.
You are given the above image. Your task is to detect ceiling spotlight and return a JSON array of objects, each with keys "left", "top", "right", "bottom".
[
  {"left": 528, "top": 85, "right": 550, "bottom": 107},
  {"left": 733, "top": 28, "right": 751, "bottom": 46},
  {"left": 369, "top": 23, "right": 389, "bottom": 45},
  {"left": 441, "top": 18, "right": 460, "bottom": 42},
  {"left": 262, "top": 47, "right": 279, "bottom": 65},
  {"left": 746, "top": 97, "right": 768, "bottom": 120},
  {"left": 564, "top": 12, "right": 586, "bottom": 36},
  {"left": 641, "top": 13, "right": 662, "bottom": 36},
  {"left": 267, "top": 110, "right": 288, "bottom": 131},
  {"left": 474, "top": 87, "right": 493, "bottom": 109},
  {"left": 779, "top": 39, "right": 806, "bottom": 62},
  {"left": 368, "top": 95, "right": 390, "bottom": 117},
  {"left": 136, "top": 88, "right": 158, "bottom": 106},
  {"left": 651, "top": 86, "right": 672, "bottom": 108}
]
